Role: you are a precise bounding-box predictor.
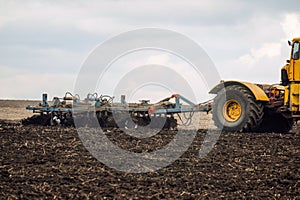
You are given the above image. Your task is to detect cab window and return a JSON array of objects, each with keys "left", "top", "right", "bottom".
[{"left": 292, "top": 42, "right": 299, "bottom": 60}]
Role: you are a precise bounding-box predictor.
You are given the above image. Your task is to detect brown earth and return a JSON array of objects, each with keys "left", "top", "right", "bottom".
[
  {"left": 0, "top": 100, "right": 40, "bottom": 120},
  {"left": 0, "top": 100, "right": 300, "bottom": 199}
]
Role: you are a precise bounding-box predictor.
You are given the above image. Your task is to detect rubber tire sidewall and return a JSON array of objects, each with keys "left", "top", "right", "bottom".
[{"left": 213, "top": 88, "right": 250, "bottom": 132}]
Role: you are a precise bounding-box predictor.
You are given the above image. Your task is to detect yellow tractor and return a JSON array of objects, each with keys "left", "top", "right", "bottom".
[{"left": 210, "top": 38, "right": 300, "bottom": 133}]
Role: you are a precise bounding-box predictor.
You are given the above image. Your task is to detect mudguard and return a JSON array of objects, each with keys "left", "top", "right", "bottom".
[{"left": 209, "top": 80, "right": 269, "bottom": 102}]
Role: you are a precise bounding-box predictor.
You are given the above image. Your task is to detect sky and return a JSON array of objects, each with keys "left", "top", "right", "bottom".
[{"left": 1, "top": 0, "right": 300, "bottom": 101}]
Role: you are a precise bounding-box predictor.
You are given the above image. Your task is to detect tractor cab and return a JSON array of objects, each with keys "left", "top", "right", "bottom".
[{"left": 281, "top": 38, "right": 300, "bottom": 116}]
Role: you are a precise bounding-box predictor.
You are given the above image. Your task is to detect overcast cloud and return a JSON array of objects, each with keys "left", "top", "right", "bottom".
[{"left": 0, "top": 0, "right": 300, "bottom": 100}]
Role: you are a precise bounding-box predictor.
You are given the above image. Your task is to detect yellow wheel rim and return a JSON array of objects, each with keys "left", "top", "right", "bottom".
[{"left": 223, "top": 100, "right": 242, "bottom": 122}]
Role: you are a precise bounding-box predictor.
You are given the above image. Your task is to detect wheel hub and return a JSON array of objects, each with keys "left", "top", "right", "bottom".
[{"left": 223, "top": 100, "right": 241, "bottom": 122}]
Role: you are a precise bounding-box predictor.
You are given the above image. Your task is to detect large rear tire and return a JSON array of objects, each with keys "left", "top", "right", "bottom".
[{"left": 212, "top": 85, "right": 264, "bottom": 132}]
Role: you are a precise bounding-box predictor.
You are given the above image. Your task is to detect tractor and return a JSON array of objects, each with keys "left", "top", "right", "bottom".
[{"left": 210, "top": 37, "right": 300, "bottom": 133}]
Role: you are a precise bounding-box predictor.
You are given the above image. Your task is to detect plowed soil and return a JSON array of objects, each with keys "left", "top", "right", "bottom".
[{"left": 0, "top": 100, "right": 300, "bottom": 199}]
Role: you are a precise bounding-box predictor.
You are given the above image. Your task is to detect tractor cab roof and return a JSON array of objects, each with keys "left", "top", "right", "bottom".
[{"left": 292, "top": 37, "right": 300, "bottom": 42}]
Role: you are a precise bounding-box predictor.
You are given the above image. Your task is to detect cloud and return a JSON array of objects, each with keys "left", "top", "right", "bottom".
[
  {"left": 0, "top": 71, "right": 76, "bottom": 100},
  {"left": 0, "top": 46, "right": 83, "bottom": 73},
  {"left": 280, "top": 13, "right": 300, "bottom": 39},
  {"left": 146, "top": 54, "right": 170, "bottom": 64},
  {"left": 0, "top": 1, "right": 279, "bottom": 34},
  {"left": 92, "top": 51, "right": 213, "bottom": 102},
  {"left": 227, "top": 12, "right": 300, "bottom": 83},
  {"left": 0, "top": 0, "right": 300, "bottom": 99},
  {"left": 237, "top": 42, "right": 281, "bottom": 66},
  {"left": 0, "top": 65, "right": 25, "bottom": 78}
]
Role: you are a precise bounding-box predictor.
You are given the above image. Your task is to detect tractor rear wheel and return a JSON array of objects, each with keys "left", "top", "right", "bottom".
[{"left": 212, "top": 85, "right": 264, "bottom": 132}]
